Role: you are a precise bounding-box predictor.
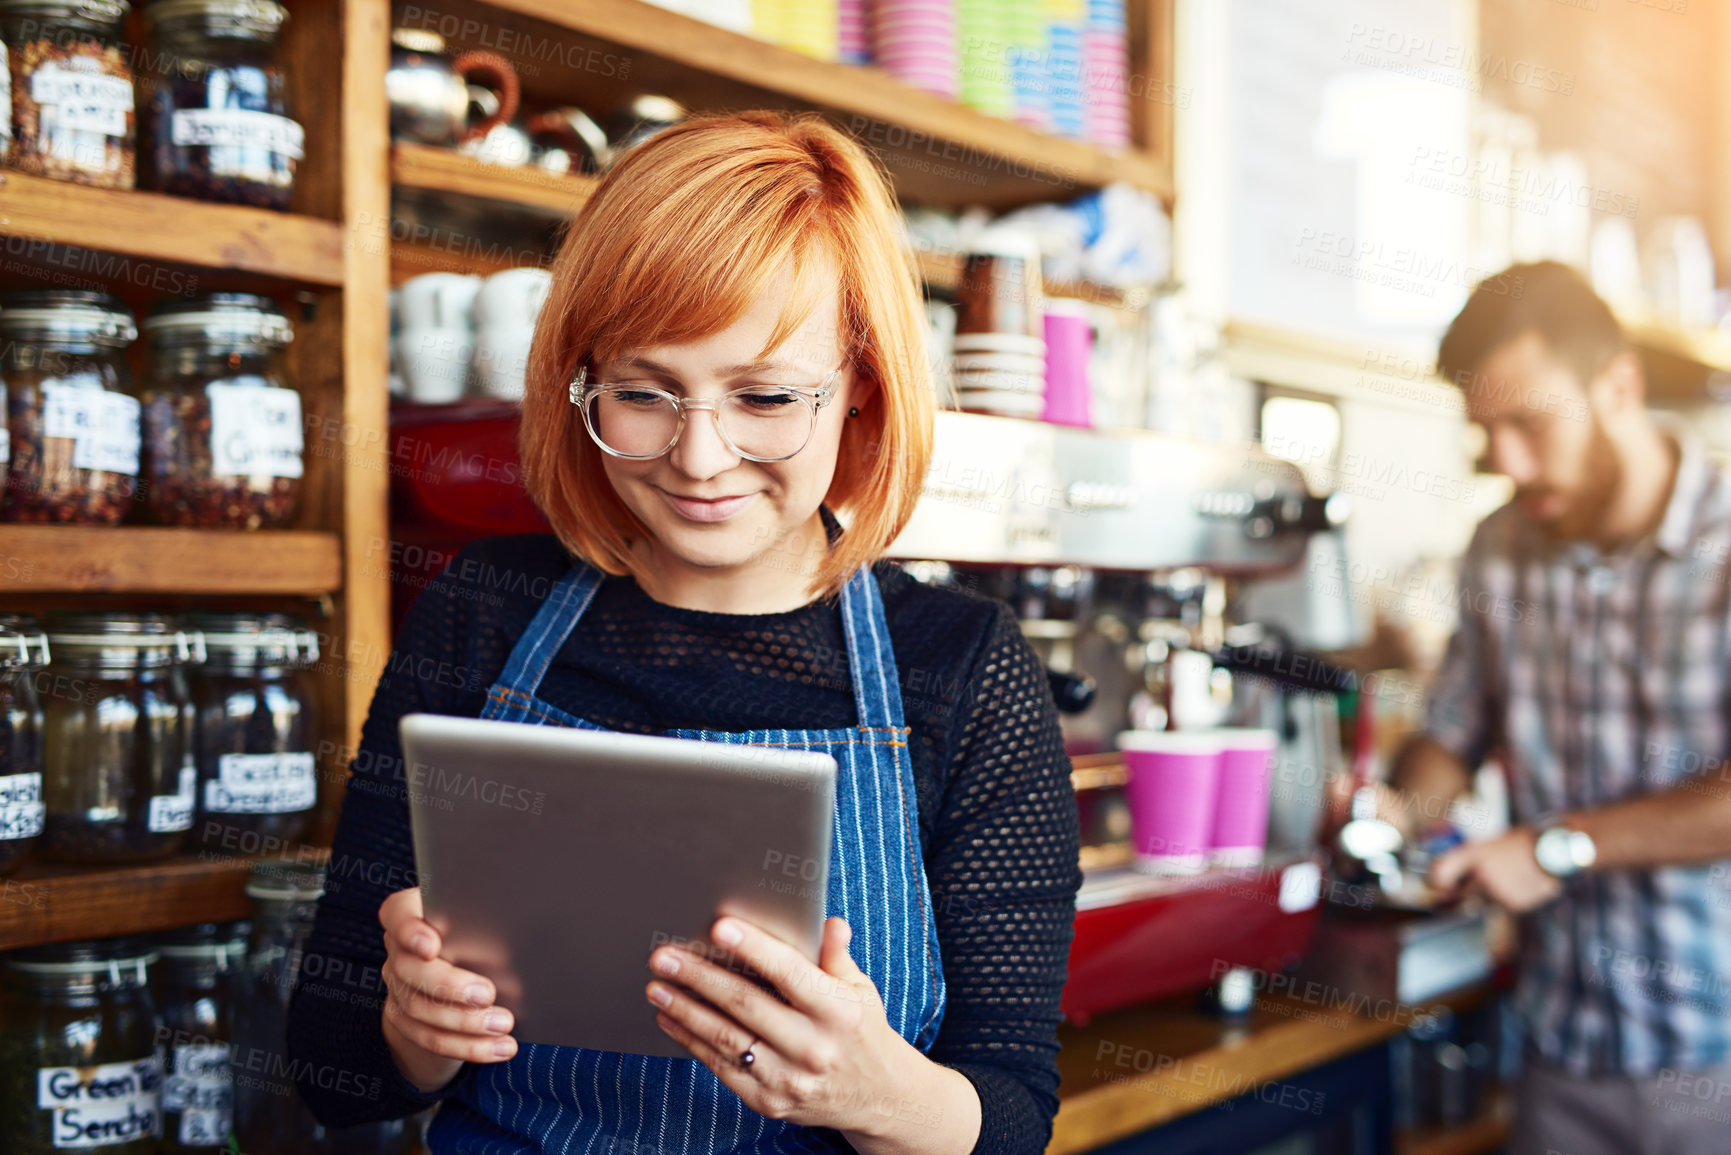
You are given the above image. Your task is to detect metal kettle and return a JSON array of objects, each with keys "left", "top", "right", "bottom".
[{"left": 387, "top": 28, "right": 520, "bottom": 147}]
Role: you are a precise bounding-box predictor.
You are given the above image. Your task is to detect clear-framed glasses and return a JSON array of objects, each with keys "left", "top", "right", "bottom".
[{"left": 567, "top": 364, "right": 844, "bottom": 462}]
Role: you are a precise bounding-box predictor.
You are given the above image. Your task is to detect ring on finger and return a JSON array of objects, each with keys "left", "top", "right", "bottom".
[{"left": 739, "top": 1037, "right": 759, "bottom": 1071}]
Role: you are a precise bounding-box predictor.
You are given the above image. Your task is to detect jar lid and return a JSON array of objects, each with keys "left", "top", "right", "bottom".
[
  {"left": 5, "top": 939, "right": 158, "bottom": 976},
  {"left": 146, "top": 0, "right": 286, "bottom": 34},
  {"left": 180, "top": 612, "right": 318, "bottom": 667},
  {"left": 46, "top": 612, "right": 206, "bottom": 664},
  {"left": 391, "top": 26, "right": 444, "bottom": 53},
  {"left": 0, "top": 615, "right": 49, "bottom": 670},
  {"left": 142, "top": 292, "right": 294, "bottom": 347},
  {"left": 156, "top": 921, "right": 249, "bottom": 961},
  {"left": 0, "top": 1, "right": 130, "bottom": 23},
  {"left": 246, "top": 857, "right": 325, "bottom": 902},
  {"left": 0, "top": 290, "right": 137, "bottom": 347}
]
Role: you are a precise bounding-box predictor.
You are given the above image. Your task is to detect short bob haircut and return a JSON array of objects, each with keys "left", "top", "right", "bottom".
[{"left": 519, "top": 110, "right": 935, "bottom": 599}]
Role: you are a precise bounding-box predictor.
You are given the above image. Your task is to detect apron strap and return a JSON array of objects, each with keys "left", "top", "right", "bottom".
[
  {"left": 840, "top": 564, "right": 907, "bottom": 732},
  {"left": 493, "top": 561, "right": 605, "bottom": 701}
]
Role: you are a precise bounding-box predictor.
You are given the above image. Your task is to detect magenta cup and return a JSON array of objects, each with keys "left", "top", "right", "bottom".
[
  {"left": 1116, "top": 730, "right": 1223, "bottom": 874},
  {"left": 1207, "top": 728, "right": 1278, "bottom": 867},
  {"left": 1042, "top": 301, "right": 1092, "bottom": 427}
]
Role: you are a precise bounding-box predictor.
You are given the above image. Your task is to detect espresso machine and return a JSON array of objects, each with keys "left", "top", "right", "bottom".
[{"left": 886, "top": 410, "right": 1356, "bottom": 1021}]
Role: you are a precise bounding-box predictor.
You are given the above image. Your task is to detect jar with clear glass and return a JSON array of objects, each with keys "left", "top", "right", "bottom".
[
  {"left": 41, "top": 613, "right": 201, "bottom": 863},
  {"left": 0, "top": 615, "right": 48, "bottom": 873},
  {"left": 183, "top": 612, "right": 318, "bottom": 852},
  {"left": 140, "top": 293, "right": 302, "bottom": 529},
  {"left": 0, "top": 0, "right": 137, "bottom": 188},
  {"left": 154, "top": 921, "right": 247, "bottom": 1153},
  {"left": 0, "top": 940, "right": 162, "bottom": 1152},
  {"left": 0, "top": 290, "right": 141, "bottom": 524},
  {"left": 233, "top": 859, "right": 419, "bottom": 1155},
  {"left": 140, "top": 0, "right": 301, "bottom": 209}
]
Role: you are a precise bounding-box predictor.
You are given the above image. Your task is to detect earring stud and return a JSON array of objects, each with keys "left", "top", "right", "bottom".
[{"left": 848, "top": 406, "right": 859, "bottom": 417}]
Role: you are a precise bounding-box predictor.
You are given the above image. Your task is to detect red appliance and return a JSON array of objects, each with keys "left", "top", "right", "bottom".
[
  {"left": 1060, "top": 857, "right": 1323, "bottom": 1023},
  {"left": 387, "top": 400, "right": 549, "bottom": 632}
]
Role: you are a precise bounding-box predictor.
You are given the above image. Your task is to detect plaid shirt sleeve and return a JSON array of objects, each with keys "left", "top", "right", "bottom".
[{"left": 1422, "top": 531, "right": 1496, "bottom": 769}]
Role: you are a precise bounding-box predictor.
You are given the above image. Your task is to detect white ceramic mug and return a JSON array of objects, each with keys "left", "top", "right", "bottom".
[
  {"left": 397, "top": 327, "right": 473, "bottom": 404},
  {"left": 472, "top": 323, "right": 536, "bottom": 400},
  {"left": 397, "top": 273, "right": 483, "bottom": 331},
  {"left": 472, "top": 267, "right": 553, "bottom": 328}
]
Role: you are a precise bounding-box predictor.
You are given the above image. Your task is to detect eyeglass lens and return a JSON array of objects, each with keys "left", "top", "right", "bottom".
[{"left": 586, "top": 388, "right": 820, "bottom": 460}]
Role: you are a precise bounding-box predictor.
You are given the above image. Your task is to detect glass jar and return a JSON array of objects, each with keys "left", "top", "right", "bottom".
[
  {"left": 140, "top": 293, "right": 302, "bottom": 529},
  {"left": 154, "top": 921, "right": 247, "bottom": 1153},
  {"left": 0, "top": 615, "right": 48, "bottom": 873},
  {"left": 0, "top": 940, "right": 162, "bottom": 1152},
  {"left": 183, "top": 612, "right": 317, "bottom": 852},
  {"left": 0, "top": 290, "right": 141, "bottom": 524},
  {"left": 140, "top": 0, "right": 300, "bottom": 209},
  {"left": 0, "top": 0, "right": 136, "bottom": 188},
  {"left": 41, "top": 612, "right": 201, "bottom": 863}
]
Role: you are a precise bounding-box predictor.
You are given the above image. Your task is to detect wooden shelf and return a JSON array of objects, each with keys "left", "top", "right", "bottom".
[
  {"left": 0, "top": 853, "right": 264, "bottom": 950},
  {"left": 915, "top": 250, "right": 1150, "bottom": 314},
  {"left": 0, "top": 170, "right": 345, "bottom": 286},
  {"left": 392, "top": 142, "right": 598, "bottom": 217},
  {"left": 415, "top": 0, "right": 1170, "bottom": 210},
  {"left": 0, "top": 527, "right": 341, "bottom": 594},
  {"left": 1395, "top": 1090, "right": 1511, "bottom": 1155}
]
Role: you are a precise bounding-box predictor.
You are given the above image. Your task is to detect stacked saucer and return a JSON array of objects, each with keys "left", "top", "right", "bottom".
[{"left": 952, "top": 332, "right": 1045, "bottom": 418}]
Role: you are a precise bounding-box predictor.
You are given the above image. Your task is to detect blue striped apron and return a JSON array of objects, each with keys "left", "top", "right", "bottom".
[{"left": 427, "top": 561, "right": 948, "bottom": 1154}]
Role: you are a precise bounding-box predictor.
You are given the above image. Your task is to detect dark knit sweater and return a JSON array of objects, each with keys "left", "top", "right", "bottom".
[{"left": 286, "top": 533, "right": 1082, "bottom": 1154}]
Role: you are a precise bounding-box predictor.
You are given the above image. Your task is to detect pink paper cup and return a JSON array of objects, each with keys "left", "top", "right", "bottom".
[
  {"left": 1116, "top": 730, "right": 1222, "bottom": 874},
  {"left": 1206, "top": 728, "right": 1278, "bottom": 867}
]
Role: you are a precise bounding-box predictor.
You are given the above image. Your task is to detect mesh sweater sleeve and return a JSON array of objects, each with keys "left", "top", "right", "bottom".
[
  {"left": 286, "top": 554, "right": 489, "bottom": 1125},
  {"left": 923, "top": 603, "right": 1082, "bottom": 1155}
]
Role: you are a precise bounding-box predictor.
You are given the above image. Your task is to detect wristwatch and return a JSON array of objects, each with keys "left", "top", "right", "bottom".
[{"left": 1534, "top": 824, "right": 1597, "bottom": 878}]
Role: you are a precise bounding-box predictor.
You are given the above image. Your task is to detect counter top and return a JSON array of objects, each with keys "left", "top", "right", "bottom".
[{"left": 1049, "top": 981, "right": 1496, "bottom": 1154}]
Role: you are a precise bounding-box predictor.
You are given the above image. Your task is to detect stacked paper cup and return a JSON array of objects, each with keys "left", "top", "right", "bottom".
[
  {"left": 958, "top": 0, "right": 1012, "bottom": 118},
  {"left": 952, "top": 230, "right": 1046, "bottom": 418},
  {"left": 837, "top": 0, "right": 869, "bottom": 63},
  {"left": 1083, "top": 0, "right": 1130, "bottom": 148},
  {"left": 1007, "top": 0, "right": 1050, "bottom": 130},
  {"left": 780, "top": 0, "right": 839, "bottom": 60},
  {"left": 874, "top": 0, "right": 958, "bottom": 99},
  {"left": 1045, "top": 0, "right": 1086, "bottom": 139}
]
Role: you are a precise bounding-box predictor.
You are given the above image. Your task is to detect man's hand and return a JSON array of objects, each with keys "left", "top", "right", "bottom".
[{"left": 1429, "top": 826, "right": 1562, "bottom": 913}]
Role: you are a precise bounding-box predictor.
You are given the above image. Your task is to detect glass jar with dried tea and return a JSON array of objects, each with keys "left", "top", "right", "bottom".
[
  {"left": 0, "top": 940, "right": 163, "bottom": 1153},
  {"left": 153, "top": 922, "right": 247, "bottom": 1153},
  {"left": 40, "top": 612, "right": 201, "bottom": 863},
  {"left": 0, "top": 615, "right": 48, "bottom": 873},
  {"left": 0, "top": 0, "right": 137, "bottom": 188},
  {"left": 141, "top": 0, "right": 301, "bottom": 209},
  {"left": 182, "top": 612, "right": 318, "bottom": 852},
  {"left": 0, "top": 290, "right": 141, "bottom": 525},
  {"left": 141, "top": 293, "right": 302, "bottom": 529}
]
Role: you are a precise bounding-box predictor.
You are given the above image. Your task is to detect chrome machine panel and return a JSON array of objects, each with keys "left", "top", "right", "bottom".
[{"left": 887, "top": 411, "right": 1324, "bottom": 572}]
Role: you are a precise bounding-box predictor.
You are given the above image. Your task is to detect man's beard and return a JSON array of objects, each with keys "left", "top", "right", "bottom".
[{"left": 1524, "top": 416, "right": 1621, "bottom": 541}]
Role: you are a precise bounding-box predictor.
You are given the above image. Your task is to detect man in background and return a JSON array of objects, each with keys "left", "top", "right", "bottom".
[{"left": 1376, "top": 261, "right": 1731, "bottom": 1154}]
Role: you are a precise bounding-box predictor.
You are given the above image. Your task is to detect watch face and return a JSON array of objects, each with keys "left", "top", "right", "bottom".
[{"left": 1536, "top": 828, "right": 1576, "bottom": 877}]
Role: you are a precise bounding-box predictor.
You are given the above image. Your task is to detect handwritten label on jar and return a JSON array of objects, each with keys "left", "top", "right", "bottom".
[
  {"left": 206, "top": 752, "right": 316, "bottom": 814},
  {"left": 37, "top": 1056, "right": 163, "bottom": 1147},
  {"left": 30, "top": 67, "right": 133, "bottom": 137},
  {"left": 171, "top": 109, "right": 305, "bottom": 160},
  {"left": 163, "top": 1043, "right": 231, "bottom": 1145},
  {"left": 42, "top": 382, "right": 141, "bottom": 475},
  {"left": 0, "top": 772, "right": 45, "bottom": 841},
  {"left": 148, "top": 767, "right": 196, "bottom": 833},
  {"left": 207, "top": 383, "right": 304, "bottom": 479}
]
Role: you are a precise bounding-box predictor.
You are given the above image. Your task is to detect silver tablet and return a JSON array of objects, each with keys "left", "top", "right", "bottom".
[{"left": 399, "top": 713, "right": 837, "bottom": 1058}]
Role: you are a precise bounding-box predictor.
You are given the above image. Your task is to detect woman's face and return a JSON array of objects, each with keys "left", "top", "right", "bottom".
[{"left": 594, "top": 263, "right": 859, "bottom": 588}]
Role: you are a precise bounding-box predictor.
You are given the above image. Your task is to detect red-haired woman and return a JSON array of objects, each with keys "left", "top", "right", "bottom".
[{"left": 288, "top": 111, "right": 1081, "bottom": 1155}]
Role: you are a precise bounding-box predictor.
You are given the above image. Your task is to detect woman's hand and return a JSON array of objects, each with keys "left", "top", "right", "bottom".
[
  {"left": 646, "top": 916, "right": 982, "bottom": 1155},
  {"left": 378, "top": 887, "right": 519, "bottom": 1094}
]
